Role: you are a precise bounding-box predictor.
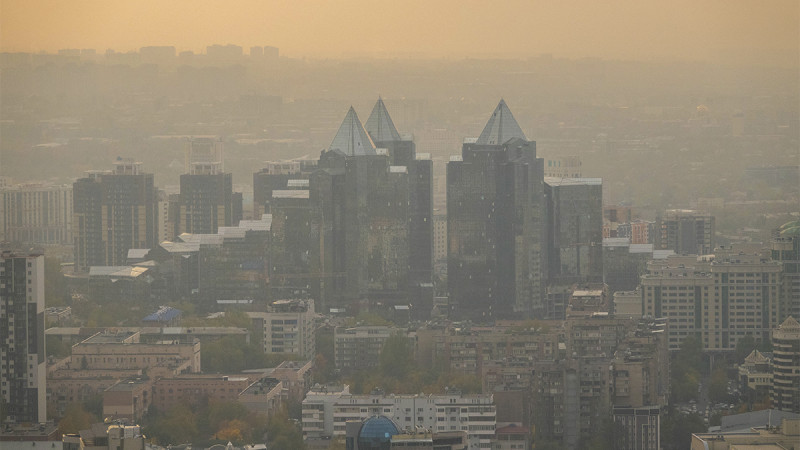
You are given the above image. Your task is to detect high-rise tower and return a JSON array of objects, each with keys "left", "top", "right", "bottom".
[
  {"left": 365, "top": 98, "right": 434, "bottom": 294},
  {"left": 170, "top": 137, "right": 237, "bottom": 238},
  {"left": 0, "top": 250, "right": 46, "bottom": 424},
  {"left": 309, "top": 102, "right": 432, "bottom": 314},
  {"left": 73, "top": 160, "right": 158, "bottom": 271},
  {"left": 447, "top": 100, "right": 547, "bottom": 321}
]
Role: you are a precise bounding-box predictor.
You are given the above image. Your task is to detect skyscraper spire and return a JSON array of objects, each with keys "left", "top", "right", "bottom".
[
  {"left": 476, "top": 99, "right": 527, "bottom": 145},
  {"left": 365, "top": 97, "right": 402, "bottom": 142},
  {"left": 329, "top": 106, "right": 376, "bottom": 156}
]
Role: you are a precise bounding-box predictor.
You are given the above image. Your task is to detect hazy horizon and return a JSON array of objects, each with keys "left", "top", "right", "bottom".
[{"left": 2, "top": 0, "right": 798, "bottom": 66}]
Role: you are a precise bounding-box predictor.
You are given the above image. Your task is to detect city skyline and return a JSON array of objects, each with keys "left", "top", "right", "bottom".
[{"left": 1, "top": 0, "right": 797, "bottom": 66}]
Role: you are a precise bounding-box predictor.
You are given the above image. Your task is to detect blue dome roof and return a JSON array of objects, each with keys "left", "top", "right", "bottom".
[{"left": 358, "top": 415, "right": 400, "bottom": 443}]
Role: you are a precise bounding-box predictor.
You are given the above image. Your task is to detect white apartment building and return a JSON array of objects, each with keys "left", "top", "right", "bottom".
[
  {"left": 248, "top": 299, "right": 316, "bottom": 359},
  {"left": 302, "top": 385, "right": 495, "bottom": 449}
]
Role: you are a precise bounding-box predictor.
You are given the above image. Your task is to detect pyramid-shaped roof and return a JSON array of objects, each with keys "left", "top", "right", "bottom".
[
  {"left": 476, "top": 99, "right": 527, "bottom": 145},
  {"left": 329, "top": 107, "right": 376, "bottom": 156},
  {"left": 778, "top": 316, "right": 800, "bottom": 330},
  {"left": 365, "top": 98, "right": 402, "bottom": 142},
  {"left": 744, "top": 349, "right": 769, "bottom": 364}
]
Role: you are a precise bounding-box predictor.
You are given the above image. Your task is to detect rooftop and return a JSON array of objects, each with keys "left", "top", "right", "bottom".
[
  {"left": 329, "top": 107, "right": 376, "bottom": 156},
  {"left": 365, "top": 98, "right": 402, "bottom": 142},
  {"left": 475, "top": 100, "right": 527, "bottom": 146},
  {"left": 142, "top": 306, "right": 181, "bottom": 323},
  {"left": 272, "top": 189, "right": 310, "bottom": 199},
  {"left": 544, "top": 177, "right": 602, "bottom": 186}
]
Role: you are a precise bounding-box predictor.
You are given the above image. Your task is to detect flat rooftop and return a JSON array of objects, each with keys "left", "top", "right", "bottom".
[
  {"left": 544, "top": 177, "right": 602, "bottom": 186},
  {"left": 82, "top": 331, "right": 138, "bottom": 344}
]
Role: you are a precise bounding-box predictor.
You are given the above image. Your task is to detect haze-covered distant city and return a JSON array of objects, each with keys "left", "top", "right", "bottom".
[{"left": 1, "top": 2, "right": 798, "bottom": 450}]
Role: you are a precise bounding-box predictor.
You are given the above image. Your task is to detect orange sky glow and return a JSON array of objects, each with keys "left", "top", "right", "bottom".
[{"left": 1, "top": 0, "right": 797, "bottom": 64}]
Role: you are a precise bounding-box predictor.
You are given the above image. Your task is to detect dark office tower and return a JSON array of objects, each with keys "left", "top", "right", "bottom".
[
  {"left": 365, "top": 97, "right": 409, "bottom": 164},
  {"left": 269, "top": 189, "right": 317, "bottom": 298},
  {"left": 309, "top": 106, "right": 426, "bottom": 313},
  {"left": 655, "top": 209, "right": 715, "bottom": 255},
  {"left": 0, "top": 250, "right": 46, "bottom": 423},
  {"left": 253, "top": 160, "right": 316, "bottom": 217},
  {"left": 171, "top": 138, "right": 234, "bottom": 238},
  {"left": 73, "top": 173, "right": 105, "bottom": 272},
  {"left": 312, "top": 107, "right": 378, "bottom": 309},
  {"left": 73, "top": 161, "right": 158, "bottom": 272},
  {"left": 545, "top": 177, "right": 603, "bottom": 284},
  {"left": 447, "top": 100, "right": 547, "bottom": 321},
  {"left": 365, "top": 99, "right": 434, "bottom": 294}
]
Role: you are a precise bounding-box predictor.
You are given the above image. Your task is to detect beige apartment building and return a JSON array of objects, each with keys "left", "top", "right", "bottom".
[
  {"left": 641, "top": 245, "right": 783, "bottom": 352},
  {"left": 71, "top": 330, "right": 201, "bottom": 372}
]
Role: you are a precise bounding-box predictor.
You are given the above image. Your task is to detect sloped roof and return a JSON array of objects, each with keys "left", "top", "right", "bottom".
[
  {"left": 778, "top": 316, "right": 800, "bottom": 330},
  {"left": 329, "top": 107, "right": 376, "bottom": 156},
  {"left": 744, "top": 349, "right": 770, "bottom": 364},
  {"left": 476, "top": 99, "right": 527, "bottom": 145},
  {"left": 365, "top": 98, "right": 402, "bottom": 142},
  {"left": 143, "top": 306, "right": 182, "bottom": 323}
]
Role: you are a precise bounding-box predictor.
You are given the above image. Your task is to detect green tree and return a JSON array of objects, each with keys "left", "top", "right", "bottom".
[
  {"left": 208, "top": 401, "right": 250, "bottom": 431},
  {"left": 83, "top": 393, "right": 104, "bottom": 418},
  {"left": 165, "top": 404, "right": 199, "bottom": 443},
  {"left": 313, "top": 326, "right": 335, "bottom": 384},
  {"left": 675, "top": 335, "right": 705, "bottom": 374},
  {"left": 379, "top": 334, "right": 414, "bottom": 379},
  {"left": 45, "top": 257, "right": 67, "bottom": 307},
  {"left": 202, "top": 336, "right": 247, "bottom": 372},
  {"left": 266, "top": 409, "right": 305, "bottom": 450},
  {"left": 58, "top": 403, "right": 95, "bottom": 434},
  {"left": 735, "top": 334, "right": 757, "bottom": 362},
  {"left": 661, "top": 410, "right": 706, "bottom": 450},
  {"left": 709, "top": 367, "right": 730, "bottom": 403},
  {"left": 46, "top": 335, "right": 71, "bottom": 358}
]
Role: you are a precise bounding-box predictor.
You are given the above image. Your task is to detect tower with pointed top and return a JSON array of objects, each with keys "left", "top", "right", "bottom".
[
  {"left": 365, "top": 98, "right": 434, "bottom": 296},
  {"left": 447, "top": 100, "right": 547, "bottom": 321},
  {"left": 308, "top": 102, "right": 433, "bottom": 314}
]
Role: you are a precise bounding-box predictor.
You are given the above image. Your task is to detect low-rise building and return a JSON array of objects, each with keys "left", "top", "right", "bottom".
[
  {"left": 302, "top": 388, "right": 495, "bottom": 450},
  {"left": 152, "top": 375, "right": 253, "bottom": 412},
  {"left": 103, "top": 378, "right": 151, "bottom": 422},
  {"left": 71, "top": 330, "right": 201, "bottom": 373},
  {"left": 63, "top": 423, "right": 145, "bottom": 450},
  {"left": 738, "top": 350, "right": 773, "bottom": 404},
  {"left": 691, "top": 417, "right": 800, "bottom": 449},
  {"left": 238, "top": 377, "right": 285, "bottom": 417}
]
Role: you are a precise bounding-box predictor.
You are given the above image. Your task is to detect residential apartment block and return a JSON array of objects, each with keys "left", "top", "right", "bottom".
[
  {"left": 655, "top": 209, "right": 715, "bottom": 256},
  {"left": 641, "top": 246, "right": 783, "bottom": 352},
  {"left": 772, "top": 317, "right": 800, "bottom": 413},
  {"left": 73, "top": 161, "right": 158, "bottom": 271},
  {"left": 334, "top": 325, "right": 403, "bottom": 373},
  {"left": 302, "top": 386, "right": 495, "bottom": 449},
  {"left": 0, "top": 184, "right": 72, "bottom": 245},
  {"left": 248, "top": 299, "right": 316, "bottom": 359},
  {"left": 0, "top": 250, "right": 46, "bottom": 424}
]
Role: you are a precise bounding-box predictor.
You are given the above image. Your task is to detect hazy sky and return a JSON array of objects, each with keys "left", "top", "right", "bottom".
[{"left": 2, "top": 0, "right": 797, "bottom": 64}]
